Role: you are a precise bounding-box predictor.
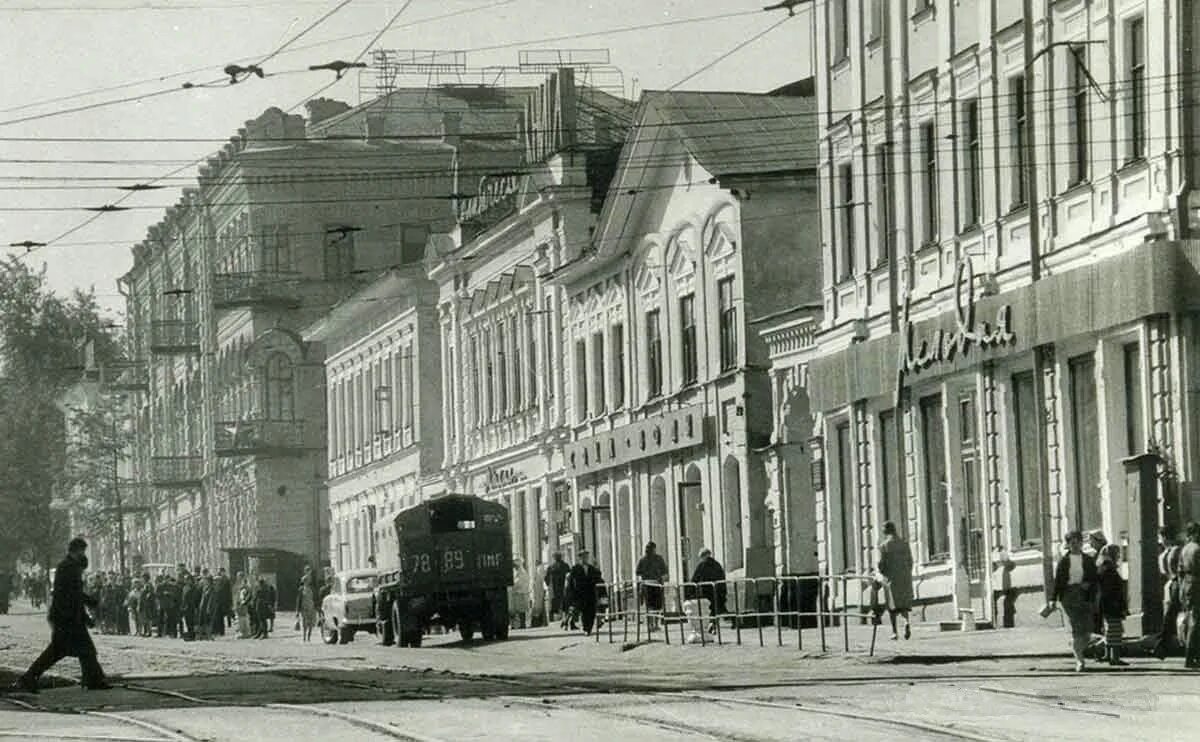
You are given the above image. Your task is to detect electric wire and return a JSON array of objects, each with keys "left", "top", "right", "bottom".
[{"left": 667, "top": 13, "right": 794, "bottom": 91}]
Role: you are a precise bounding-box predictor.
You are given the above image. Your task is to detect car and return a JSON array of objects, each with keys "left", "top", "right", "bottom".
[{"left": 320, "top": 568, "right": 380, "bottom": 644}]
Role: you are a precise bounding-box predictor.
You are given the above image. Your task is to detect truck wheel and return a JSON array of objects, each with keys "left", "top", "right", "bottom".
[
  {"left": 488, "top": 594, "right": 509, "bottom": 641},
  {"left": 459, "top": 622, "right": 475, "bottom": 642},
  {"left": 338, "top": 627, "right": 355, "bottom": 644}
]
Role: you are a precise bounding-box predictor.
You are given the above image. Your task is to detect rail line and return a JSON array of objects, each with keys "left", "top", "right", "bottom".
[{"left": 1, "top": 693, "right": 203, "bottom": 742}]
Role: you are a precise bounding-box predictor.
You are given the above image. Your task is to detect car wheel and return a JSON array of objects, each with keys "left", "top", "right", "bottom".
[
  {"left": 338, "top": 627, "right": 355, "bottom": 644},
  {"left": 378, "top": 616, "right": 394, "bottom": 646},
  {"left": 459, "top": 622, "right": 475, "bottom": 642},
  {"left": 321, "top": 622, "right": 339, "bottom": 645}
]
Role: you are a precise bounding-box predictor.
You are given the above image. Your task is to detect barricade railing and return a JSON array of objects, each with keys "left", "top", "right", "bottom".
[{"left": 593, "top": 573, "right": 879, "bottom": 655}]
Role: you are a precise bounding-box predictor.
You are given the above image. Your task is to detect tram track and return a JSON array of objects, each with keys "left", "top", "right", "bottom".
[{"left": 1, "top": 693, "right": 203, "bottom": 742}]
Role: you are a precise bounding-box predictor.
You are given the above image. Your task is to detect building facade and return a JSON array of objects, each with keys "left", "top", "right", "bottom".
[
  {"left": 808, "top": 0, "right": 1200, "bottom": 625},
  {"left": 304, "top": 271, "right": 443, "bottom": 572},
  {"left": 120, "top": 105, "right": 456, "bottom": 593},
  {"left": 554, "top": 90, "right": 821, "bottom": 586},
  {"left": 430, "top": 71, "right": 634, "bottom": 592}
]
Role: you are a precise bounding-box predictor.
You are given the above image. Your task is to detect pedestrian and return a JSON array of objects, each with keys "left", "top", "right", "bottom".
[
  {"left": 1097, "top": 543, "right": 1129, "bottom": 666},
  {"left": 1154, "top": 525, "right": 1185, "bottom": 659},
  {"left": 689, "top": 548, "right": 727, "bottom": 632},
  {"left": 635, "top": 542, "right": 669, "bottom": 631},
  {"left": 509, "top": 558, "right": 531, "bottom": 630},
  {"left": 263, "top": 579, "right": 277, "bottom": 633},
  {"left": 125, "top": 578, "right": 141, "bottom": 637},
  {"left": 253, "top": 577, "right": 272, "bottom": 638},
  {"left": 197, "top": 576, "right": 214, "bottom": 640},
  {"left": 543, "top": 553, "right": 569, "bottom": 625},
  {"left": 993, "top": 554, "right": 1018, "bottom": 629},
  {"left": 179, "top": 574, "right": 197, "bottom": 640},
  {"left": 296, "top": 572, "right": 318, "bottom": 642},
  {"left": 1049, "top": 530, "right": 1099, "bottom": 672},
  {"left": 1179, "top": 521, "right": 1200, "bottom": 669},
  {"left": 567, "top": 551, "right": 603, "bottom": 636},
  {"left": 137, "top": 576, "right": 156, "bottom": 637},
  {"left": 1085, "top": 530, "right": 1109, "bottom": 638},
  {"left": 214, "top": 568, "right": 232, "bottom": 635},
  {"left": 236, "top": 574, "right": 252, "bottom": 639},
  {"left": 114, "top": 575, "right": 130, "bottom": 636},
  {"left": 11, "top": 538, "right": 111, "bottom": 693},
  {"left": 877, "top": 521, "right": 914, "bottom": 640}
]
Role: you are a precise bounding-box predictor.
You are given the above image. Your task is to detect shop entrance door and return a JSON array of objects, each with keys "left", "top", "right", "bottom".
[{"left": 958, "top": 395, "right": 986, "bottom": 597}]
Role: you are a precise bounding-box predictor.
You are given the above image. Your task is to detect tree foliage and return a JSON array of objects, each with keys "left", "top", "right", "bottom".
[{"left": 0, "top": 256, "right": 123, "bottom": 568}]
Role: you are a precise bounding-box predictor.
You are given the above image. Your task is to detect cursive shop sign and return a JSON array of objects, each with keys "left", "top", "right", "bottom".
[
  {"left": 457, "top": 174, "right": 522, "bottom": 224},
  {"left": 895, "top": 259, "right": 1014, "bottom": 402},
  {"left": 483, "top": 465, "right": 528, "bottom": 493}
]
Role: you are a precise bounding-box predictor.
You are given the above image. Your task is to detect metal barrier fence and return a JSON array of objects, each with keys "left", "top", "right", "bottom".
[{"left": 593, "top": 573, "right": 880, "bottom": 655}]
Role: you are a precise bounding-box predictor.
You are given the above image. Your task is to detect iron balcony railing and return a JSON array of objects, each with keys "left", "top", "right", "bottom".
[
  {"left": 150, "top": 456, "right": 204, "bottom": 488},
  {"left": 149, "top": 320, "right": 200, "bottom": 355},
  {"left": 214, "top": 418, "right": 306, "bottom": 457},
  {"left": 211, "top": 271, "right": 302, "bottom": 310}
]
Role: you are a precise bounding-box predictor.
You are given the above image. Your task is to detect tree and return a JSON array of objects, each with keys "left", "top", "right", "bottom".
[{"left": 0, "top": 256, "right": 122, "bottom": 568}]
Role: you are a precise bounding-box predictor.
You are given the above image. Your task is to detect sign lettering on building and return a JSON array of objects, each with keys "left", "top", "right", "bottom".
[
  {"left": 896, "top": 258, "right": 1014, "bottom": 406},
  {"left": 484, "top": 465, "right": 528, "bottom": 493},
  {"left": 457, "top": 174, "right": 522, "bottom": 224}
]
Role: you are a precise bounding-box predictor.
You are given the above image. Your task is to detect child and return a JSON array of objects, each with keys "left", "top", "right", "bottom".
[{"left": 1097, "top": 543, "right": 1129, "bottom": 666}]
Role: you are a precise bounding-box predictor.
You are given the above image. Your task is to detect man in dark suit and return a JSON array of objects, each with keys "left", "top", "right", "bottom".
[
  {"left": 566, "top": 551, "right": 604, "bottom": 636},
  {"left": 12, "top": 537, "right": 111, "bottom": 692}
]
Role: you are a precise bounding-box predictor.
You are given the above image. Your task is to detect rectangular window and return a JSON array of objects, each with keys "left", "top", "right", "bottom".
[
  {"left": 920, "top": 121, "right": 938, "bottom": 244},
  {"left": 875, "top": 144, "right": 891, "bottom": 266},
  {"left": 527, "top": 314, "right": 537, "bottom": 406},
  {"left": 1068, "top": 354, "right": 1102, "bottom": 530},
  {"left": 592, "top": 331, "right": 606, "bottom": 415},
  {"left": 920, "top": 394, "right": 949, "bottom": 559},
  {"left": 835, "top": 422, "right": 854, "bottom": 570},
  {"left": 879, "top": 410, "right": 905, "bottom": 538},
  {"left": 574, "top": 339, "right": 588, "bottom": 422},
  {"left": 470, "top": 337, "right": 481, "bottom": 425},
  {"left": 542, "top": 296, "right": 554, "bottom": 400},
  {"left": 483, "top": 333, "right": 494, "bottom": 421},
  {"left": 1011, "top": 371, "right": 1043, "bottom": 546},
  {"left": 611, "top": 323, "right": 625, "bottom": 409},
  {"left": 646, "top": 309, "right": 663, "bottom": 399},
  {"left": 838, "top": 162, "right": 855, "bottom": 278},
  {"left": 399, "top": 224, "right": 429, "bottom": 265},
  {"left": 402, "top": 347, "right": 414, "bottom": 435},
  {"left": 867, "top": 0, "right": 883, "bottom": 42},
  {"left": 962, "top": 99, "right": 981, "bottom": 229},
  {"left": 832, "top": 0, "right": 849, "bottom": 62},
  {"left": 1069, "top": 59, "right": 1089, "bottom": 185},
  {"left": 1128, "top": 17, "right": 1146, "bottom": 161},
  {"left": 323, "top": 227, "right": 355, "bottom": 279},
  {"left": 1011, "top": 75, "right": 1028, "bottom": 208},
  {"left": 496, "top": 325, "right": 508, "bottom": 415},
  {"left": 510, "top": 316, "right": 522, "bottom": 411},
  {"left": 679, "top": 294, "right": 698, "bottom": 386},
  {"left": 1124, "top": 342, "right": 1144, "bottom": 456},
  {"left": 718, "top": 277, "right": 737, "bottom": 370},
  {"left": 261, "top": 224, "right": 290, "bottom": 273}
]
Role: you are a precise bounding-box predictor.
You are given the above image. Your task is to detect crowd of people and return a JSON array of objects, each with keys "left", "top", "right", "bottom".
[{"left": 79, "top": 565, "right": 280, "bottom": 641}]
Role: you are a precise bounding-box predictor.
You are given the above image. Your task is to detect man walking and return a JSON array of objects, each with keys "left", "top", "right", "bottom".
[
  {"left": 12, "top": 538, "right": 111, "bottom": 692},
  {"left": 877, "top": 521, "right": 915, "bottom": 640},
  {"left": 543, "top": 553, "right": 569, "bottom": 625},
  {"left": 636, "top": 541, "right": 669, "bottom": 630},
  {"left": 214, "top": 567, "right": 232, "bottom": 635},
  {"left": 567, "top": 551, "right": 603, "bottom": 636},
  {"left": 1179, "top": 521, "right": 1200, "bottom": 669}
]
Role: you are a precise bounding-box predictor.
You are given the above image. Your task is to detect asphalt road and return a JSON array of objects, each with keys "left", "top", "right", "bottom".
[{"left": 1, "top": 601, "right": 1194, "bottom": 741}]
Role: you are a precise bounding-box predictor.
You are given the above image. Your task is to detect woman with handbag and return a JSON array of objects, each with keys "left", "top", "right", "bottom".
[{"left": 1048, "top": 530, "right": 1099, "bottom": 672}]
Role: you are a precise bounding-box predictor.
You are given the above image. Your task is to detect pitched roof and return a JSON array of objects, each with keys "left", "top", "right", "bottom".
[{"left": 645, "top": 90, "right": 816, "bottom": 176}]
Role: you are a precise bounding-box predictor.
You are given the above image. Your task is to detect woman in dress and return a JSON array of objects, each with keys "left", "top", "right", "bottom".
[
  {"left": 296, "top": 574, "right": 318, "bottom": 642},
  {"left": 509, "top": 558, "right": 531, "bottom": 630},
  {"left": 235, "top": 573, "right": 252, "bottom": 639},
  {"left": 1049, "top": 530, "right": 1099, "bottom": 672},
  {"left": 877, "top": 521, "right": 915, "bottom": 640}
]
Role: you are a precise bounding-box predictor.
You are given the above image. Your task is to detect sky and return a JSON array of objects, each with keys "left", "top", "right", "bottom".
[{"left": 0, "top": 0, "right": 812, "bottom": 318}]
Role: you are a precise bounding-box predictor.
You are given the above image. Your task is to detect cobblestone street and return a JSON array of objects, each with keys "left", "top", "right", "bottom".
[{"left": 2, "top": 601, "right": 1195, "bottom": 741}]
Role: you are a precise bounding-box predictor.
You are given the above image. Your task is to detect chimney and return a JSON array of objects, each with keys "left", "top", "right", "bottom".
[
  {"left": 442, "top": 112, "right": 462, "bottom": 147},
  {"left": 306, "top": 98, "right": 351, "bottom": 127}
]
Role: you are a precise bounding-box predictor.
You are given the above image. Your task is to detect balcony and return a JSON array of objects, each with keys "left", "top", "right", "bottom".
[
  {"left": 214, "top": 419, "right": 306, "bottom": 457},
  {"left": 150, "top": 456, "right": 204, "bottom": 488},
  {"left": 149, "top": 320, "right": 200, "bottom": 355},
  {"left": 211, "top": 272, "right": 302, "bottom": 310},
  {"left": 99, "top": 360, "right": 149, "bottom": 393}
]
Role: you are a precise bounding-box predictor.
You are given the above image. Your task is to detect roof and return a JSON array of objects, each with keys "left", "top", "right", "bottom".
[{"left": 644, "top": 89, "right": 816, "bottom": 176}]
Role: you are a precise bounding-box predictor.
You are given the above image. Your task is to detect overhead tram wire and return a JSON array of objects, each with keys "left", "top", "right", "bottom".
[
  {"left": 0, "top": 1, "right": 515, "bottom": 117},
  {"left": 667, "top": 13, "right": 795, "bottom": 91},
  {"left": 15, "top": 0, "right": 366, "bottom": 254}
]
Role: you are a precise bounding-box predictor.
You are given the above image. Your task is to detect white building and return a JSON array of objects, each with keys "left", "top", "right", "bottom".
[
  {"left": 807, "top": 0, "right": 1200, "bottom": 628},
  {"left": 304, "top": 271, "right": 443, "bottom": 572},
  {"left": 553, "top": 88, "right": 821, "bottom": 587}
]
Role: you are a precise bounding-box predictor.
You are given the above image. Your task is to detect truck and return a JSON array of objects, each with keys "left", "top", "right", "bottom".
[{"left": 375, "top": 494, "right": 513, "bottom": 647}]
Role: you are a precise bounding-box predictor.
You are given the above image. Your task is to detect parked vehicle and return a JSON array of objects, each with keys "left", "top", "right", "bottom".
[
  {"left": 320, "top": 568, "right": 380, "bottom": 644},
  {"left": 376, "top": 494, "right": 513, "bottom": 647}
]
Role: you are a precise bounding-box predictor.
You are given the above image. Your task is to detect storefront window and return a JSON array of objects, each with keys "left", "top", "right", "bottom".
[
  {"left": 835, "top": 422, "right": 853, "bottom": 570},
  {"left": 878, "top": 410, "right": 905, "bottom": 537},
  {"left": 1011, "top": 371, "right": 1042, "bottom": 546},
  {"left": 920, "top": 394, "right": 949, "bottom": 560},
  {"left": 1124, "top": 342, "right": 1144, "bottom": 455},
  {"left": 1069, "top": 354, "right": 1103, "bottom": 531}
]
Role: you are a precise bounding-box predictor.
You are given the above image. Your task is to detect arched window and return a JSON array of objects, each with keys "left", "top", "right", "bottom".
[{"left": 264, "top": 352, "right": 295, "bottom": 420}]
